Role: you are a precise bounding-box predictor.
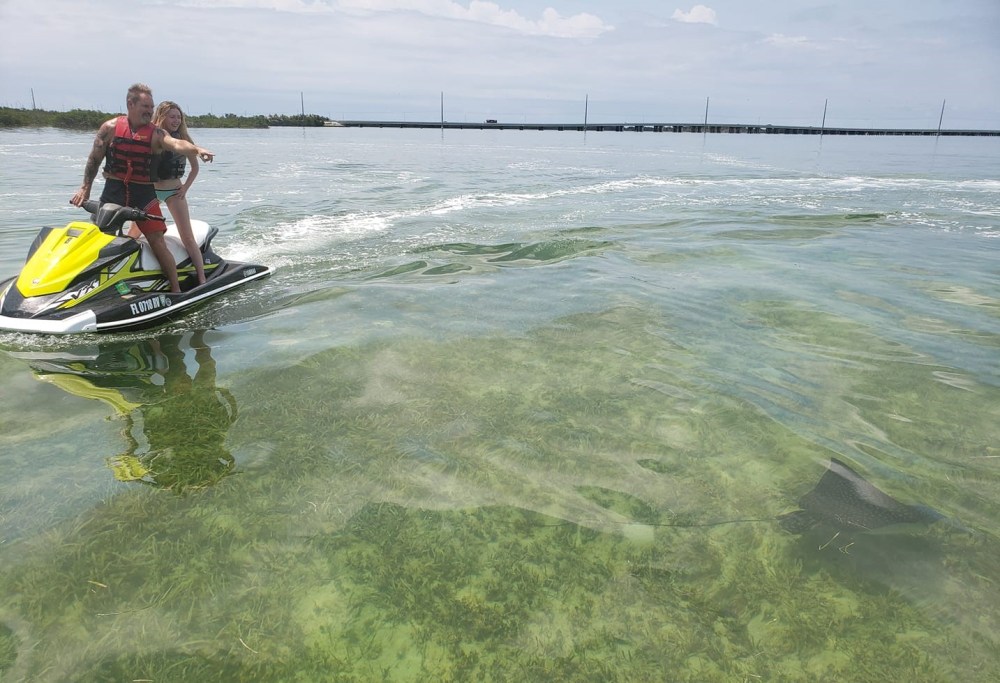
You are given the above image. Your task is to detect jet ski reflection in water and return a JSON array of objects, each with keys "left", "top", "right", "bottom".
[
  {"left": 14, "top": 330, "right": 238, "bottom": 491},
  {"left": 0, "top": 200, "right": 271, "bottom": 334}
]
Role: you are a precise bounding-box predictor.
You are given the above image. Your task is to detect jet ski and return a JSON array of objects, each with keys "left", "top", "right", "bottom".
[{"left": 0, "top": 200, "right": 271, "bottom": 334}]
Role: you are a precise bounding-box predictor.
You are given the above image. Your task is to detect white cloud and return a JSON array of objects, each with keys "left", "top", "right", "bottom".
[
  {"left": 163, "top": 0, "right": 613, "bottom": 38},
  {"left": 671, "top": 4, "right": 717, "bottom": 26},
  {"left": 160, "top": 0, "right": 333, "bottom": 11},
  {"left": 346, "top": 1, "right": 614, "bottom": 38},
  {"left": 764, "top": 33, "right": 809, "bottom": 47},
  {"left": 465, "top": 3, "right": 612, "bottom": 39}
]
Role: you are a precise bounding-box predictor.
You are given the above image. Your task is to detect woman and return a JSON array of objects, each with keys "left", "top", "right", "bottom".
[{"left": 152, "top": 101, "right": 206, "bottom": 285}]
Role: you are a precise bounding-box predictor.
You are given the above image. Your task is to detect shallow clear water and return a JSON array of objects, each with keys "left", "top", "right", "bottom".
[{"left": 0, "top": 127, "right": 998, "bottom": 681}]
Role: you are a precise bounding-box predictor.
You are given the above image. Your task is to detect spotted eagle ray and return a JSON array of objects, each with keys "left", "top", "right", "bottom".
[
  {"left": 633, "top": 458, "right": 945, "bottom": 535},
  {"left": 776, "top": 458, "right": 943, "bottom": 535}
]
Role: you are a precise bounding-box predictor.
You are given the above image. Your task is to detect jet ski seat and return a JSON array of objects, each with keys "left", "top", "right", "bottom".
[{"left": 138, "top": 220, "right": 212, "bottom": 271}]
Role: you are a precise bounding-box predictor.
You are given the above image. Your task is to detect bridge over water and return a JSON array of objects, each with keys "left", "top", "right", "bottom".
[{"left": 326, "top": 120, "right": 999, "bottom": 136}]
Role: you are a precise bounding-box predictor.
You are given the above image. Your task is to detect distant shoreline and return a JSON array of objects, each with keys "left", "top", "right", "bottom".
[{"left": 0, "top": 107, "right": 325, "bottom": 130}]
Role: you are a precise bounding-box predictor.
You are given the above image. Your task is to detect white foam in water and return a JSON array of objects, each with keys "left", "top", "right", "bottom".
[{"left": 224, "top": 210, "right": 396, "bottom": 265}]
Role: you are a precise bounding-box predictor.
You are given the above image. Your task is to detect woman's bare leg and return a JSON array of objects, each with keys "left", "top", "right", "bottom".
[{"left": 166, "top": 194, "right": 207, "bottom": 284}]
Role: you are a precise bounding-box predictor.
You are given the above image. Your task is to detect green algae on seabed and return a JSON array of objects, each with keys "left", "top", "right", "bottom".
[
  {"left": 1, "top": 501, "right": 987, "bottom": 682},
  {"left": 1, "top": 304, "right": 999, "bottom": 681},
  {"left": 0, "top": 622, "right": 19, "bottom": 675}
]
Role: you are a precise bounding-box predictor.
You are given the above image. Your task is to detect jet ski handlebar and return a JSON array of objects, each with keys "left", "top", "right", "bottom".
[{"left": 80, "top": 200, "right": 165, "bottom": 235}]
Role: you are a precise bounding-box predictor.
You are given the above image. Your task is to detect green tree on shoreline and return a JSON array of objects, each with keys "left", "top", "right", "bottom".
[{"left": 0, "top": 107, "right": 326, "bottom": 130}]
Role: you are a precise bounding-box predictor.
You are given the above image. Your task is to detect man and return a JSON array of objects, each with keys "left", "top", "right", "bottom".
[{"left": 70, "top": 83, "right": 215, "bottom": 293}]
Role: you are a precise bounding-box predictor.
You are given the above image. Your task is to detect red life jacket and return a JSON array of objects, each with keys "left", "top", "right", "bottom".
[{"left": 104, "top": 116, "right": 156, "bottom": 184}]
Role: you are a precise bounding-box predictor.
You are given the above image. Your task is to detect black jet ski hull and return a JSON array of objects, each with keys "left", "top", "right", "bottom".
[{"left": 0, "top": 261, "right": 271, "bottom": 334}]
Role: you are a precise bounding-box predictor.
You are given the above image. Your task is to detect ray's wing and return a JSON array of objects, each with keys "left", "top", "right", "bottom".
[
  {"left": 777, "top": 509, "right": 819, "bottom": 534},
  {"left": 794, "top": 459, "right": 932, "bottom": 532},
  {"left": 827, "top": 459, "right": 908, "bottom": 511}
]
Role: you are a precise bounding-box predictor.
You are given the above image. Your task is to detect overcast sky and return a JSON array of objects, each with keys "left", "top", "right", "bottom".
[{"left": 1, "top": 0, "right": 998, "bottom": 128}]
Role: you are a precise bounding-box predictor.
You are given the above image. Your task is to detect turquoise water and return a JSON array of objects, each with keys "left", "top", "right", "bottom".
[{"left": 0, "top": 128, "right": 998, "bottom": 681}]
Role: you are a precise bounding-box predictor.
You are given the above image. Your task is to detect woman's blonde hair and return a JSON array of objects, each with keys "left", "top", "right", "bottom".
[{"left": 153, "top": 101, "right": 194, "bottom": 143}]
